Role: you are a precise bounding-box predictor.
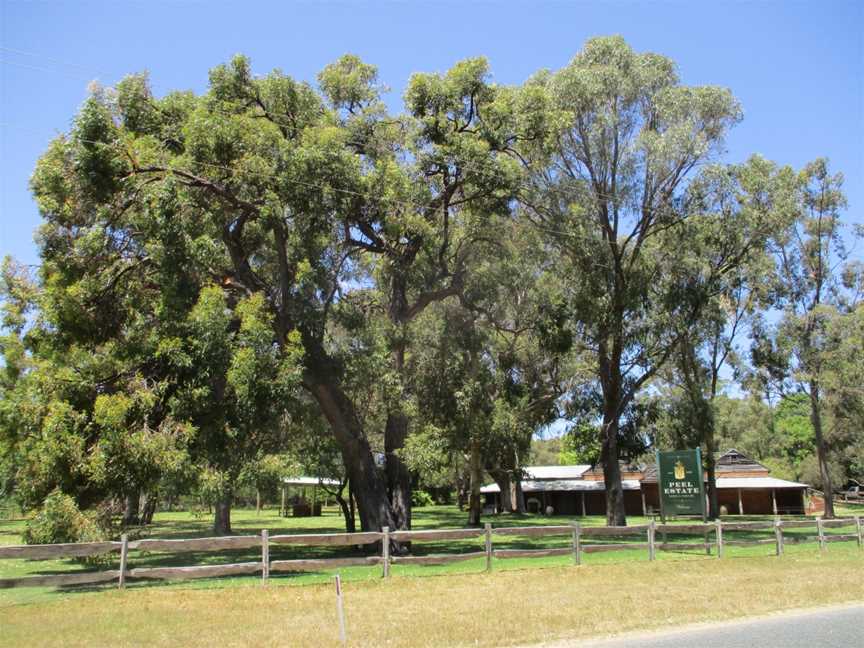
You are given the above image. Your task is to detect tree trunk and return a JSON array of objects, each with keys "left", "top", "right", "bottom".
[
  {"left": 348, "top": 477, "right": 357, "bottom": 529},
  {"left": 705, "top": 428, "right": 719, "bottom": 520},
  {"left": 467, "top": 437, "right": 483, "bottom": 526},
  {"left": 256, "top": 489, "right": 261, "bottom": 516},
  {"left": 809, "top": 381, "right": 834, "bottom": 518},
  {"left": 600, "top": 341, "right": 627, "bottom": 526},
  {"left": 385, "top": 411, "right": 412, "bottom": 531},
  {"left": 601, "top": 411, "right": 627, "bottom": 526},
  {"left": 456, "top": 465, "right": 468, "bottom": 511},
  {"left": 214, "top": 497, "right": 232, "bottom": 535},
  {"left": 384, "top": 338, "right": 412, "bottom": 532},
  {"left": 140, "top": 492, "right": 158, "bottom": 525},
  {"left": 335, "top": 479, "right": 356, "bottom": 533},
  {"left": 122, "top": 491, "right": 140, "bottom": 527},
  {"left": 512, "top": 478, "right": 525, "bottom": 514},
  {"left": 489, "top": 469, "right": 525, "bottom": 514},
  {"left": 308, "top": 379, "right": 393, "bottom": 532}
]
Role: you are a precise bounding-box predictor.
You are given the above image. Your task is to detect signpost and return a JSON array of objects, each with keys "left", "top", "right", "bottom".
[{"left": 656, "top": 448, "right": 706, "bottom": 522}]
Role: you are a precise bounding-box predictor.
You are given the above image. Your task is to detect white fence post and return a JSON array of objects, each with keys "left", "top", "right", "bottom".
[
  {"left": 261, "top": 529, "right": 269, "bottom": 583},
  {"left": 648, "top": 520, "right": 656, "bottom": 561},
  {"left": 571, "top": 521, "right": 581, "bottom": 566},
  {"left": 817, "top": 517, "right": 826, "bottom": 552},
  {"left": 118, "top": 533, "right": 129, "bottom": 589},
  {"left": 715, "top": 519, "right": 723, "bottom": 559},
  {"left": 381, "top": 527, "right": 390, "bottom": 578},
  {"left": 484, "top": 523, "right": 493, "bottom": 572},
  {"left": 334, "top": 574, "right": 347, "bottom": 645},
  {"left": 855, "top": 516, "right": 862, "bottom": 550},
  {"left": 774, "top": 517, "right": 783, "bottom": 556}
]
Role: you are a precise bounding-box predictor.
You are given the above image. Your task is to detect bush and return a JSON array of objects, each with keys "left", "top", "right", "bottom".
[
  {"left": 411, "top": 489, "right": 435, "bottom": 507},
  {"left": 23, "top": 490, "right": 103, "bottom": 545}
]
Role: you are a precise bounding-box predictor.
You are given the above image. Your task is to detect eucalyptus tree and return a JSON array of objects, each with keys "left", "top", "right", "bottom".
[
  {"left": 407, "top": 221, "right": 569, "bottom": 523},
  {"left": 28, "top": 54, "right": 519, "bottom": 532},
  {"left": 516, "top": 36, "right": 778, "bottom": 524},
  {"left": 820, "top": 304, "right": 864, "bottom": 486},
  {"left": 358, "top": 58, "right": 521, "bottom": 530},
  {"left": 751, "top": 159, "right": 861, "bottom": 517},
  {"left": 654, "top": 157, "right": 794, "bottom": 518},
  {"left": 0, "top": 250, "right": 194, "bottom": 527}
]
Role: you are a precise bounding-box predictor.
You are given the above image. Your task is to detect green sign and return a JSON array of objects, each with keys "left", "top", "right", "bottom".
[{"left": 656, "top": 448, "right": 706, "bottom": 518}]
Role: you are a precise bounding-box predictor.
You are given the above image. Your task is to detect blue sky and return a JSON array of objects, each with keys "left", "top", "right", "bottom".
[{"left": 1, "top": 0, "right": 862, "bottom": 268}]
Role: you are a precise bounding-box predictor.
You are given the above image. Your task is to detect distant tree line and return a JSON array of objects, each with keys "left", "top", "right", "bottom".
[{"left": 1, "top": 37, "right": 861, "bottom": 540}]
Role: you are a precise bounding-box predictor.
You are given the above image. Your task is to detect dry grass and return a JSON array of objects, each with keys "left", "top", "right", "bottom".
[{"left": 1, "top": 547, "right": 862, "bottom": 648}]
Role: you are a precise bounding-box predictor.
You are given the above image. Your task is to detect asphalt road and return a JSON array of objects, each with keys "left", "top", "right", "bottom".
[{"left": 568, "top": 604, "right": 864, "bottom": 648}]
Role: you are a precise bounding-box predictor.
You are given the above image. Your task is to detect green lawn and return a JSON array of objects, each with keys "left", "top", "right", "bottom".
[{"left": 1, "top": 503, "right": 862, "bottom": 609}]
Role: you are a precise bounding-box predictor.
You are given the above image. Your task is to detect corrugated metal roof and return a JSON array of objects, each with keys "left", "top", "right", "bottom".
[
  {"left": 716, "top": 477, "right": 807, "bottom": 489},
  {"left": 282, "top": 476, "right": 341, "bottom": 486},
  {"left": 481, "top": 478, "right": 642, "bottom": 494},
  {"left": 522, "top": 465, "right": 592, "bottom": 480}
]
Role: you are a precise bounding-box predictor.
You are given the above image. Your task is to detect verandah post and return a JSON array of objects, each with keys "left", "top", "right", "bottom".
[{"left": 118, "top": 533, "right": 129, "bottom": 589}]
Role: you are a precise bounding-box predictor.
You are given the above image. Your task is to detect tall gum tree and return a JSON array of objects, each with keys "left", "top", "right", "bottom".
[
  {"left": 326, "top": 56, "right": 521, "bottom": 531},
  {"left": 29, "top": 55, "right": 519, "bottom": 532},
  {"left": 29, "top": 59, "right": 394, "bottom": 531},
  {"left": 516, "top": 36, "right": 767, "bottom": 524},
  {"left": 752, "top": 159, "right": 861, "bottom": 519},
  {"left": 656, "top": 157, "right": 795, "bottom": 518}
]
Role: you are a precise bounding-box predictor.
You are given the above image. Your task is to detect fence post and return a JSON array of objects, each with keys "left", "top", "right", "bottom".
[
  {"left": 856, "top": 516, "right": 862, "bottom": 550},
  {"left": 774, "top": 517, "right": 783, "bottom": 556},
  {"left": 648, "top": 519, "right": 655, "bottom": 561},
  {"left": 484, "top": 523, "right": 493, "bottom": 572},
  {"left": 571, "top": 521, "right": 581, "bottom": 566},
  {"left": 715, "top": 519, "right": 723, "bottom": 559},
  {"left": 704, "top": 525, "right": 711, "bottom": 556},
  {"left": 334, "top": 574, "right": 347, "bottom": 646},
  {"left": 261, "top": 529, "right": 270, "bottom": 583},
  {"left": 816, "top": 517, "right": 826, "bottom": 552},
  {"left": 118, "top": 533, "right": 129, "bottom": 589},
  {"left": 381, "top": 526, "right": 390, "bottom": 578}
]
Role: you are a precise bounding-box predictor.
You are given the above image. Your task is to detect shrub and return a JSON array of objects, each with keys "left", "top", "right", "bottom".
[
  {"left": 411, "top": 489, "right": 435, "bottom": 507},
  {"left": 23, "top": 490, "right": 103, "bottom": 545}
]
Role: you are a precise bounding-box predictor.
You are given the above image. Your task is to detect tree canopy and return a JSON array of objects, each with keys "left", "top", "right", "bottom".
[{"left": 2, "top": 37, "right": 860, "bottom": 537}]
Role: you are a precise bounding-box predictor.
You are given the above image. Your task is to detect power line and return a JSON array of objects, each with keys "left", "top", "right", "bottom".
[
  {"left": 0, "top": 58, "right": 101, "bottom": 82},
  {"left": 0, "top": 46, "right": 109, "bottom": 74}
]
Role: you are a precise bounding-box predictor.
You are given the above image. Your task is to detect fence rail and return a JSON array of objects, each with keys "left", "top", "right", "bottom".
[{"left": 1, "top": 516, "right": 860, "bottom": 590}]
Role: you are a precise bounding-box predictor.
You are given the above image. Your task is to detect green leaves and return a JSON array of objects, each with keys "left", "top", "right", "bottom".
[{"left": 318, "top": 54, "right": 380, "bottom": 111}]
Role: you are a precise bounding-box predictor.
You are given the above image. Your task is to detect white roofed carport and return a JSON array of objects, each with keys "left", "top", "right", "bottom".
[{"left": 281, "top": 476, "right": 341, "bottom": 517}]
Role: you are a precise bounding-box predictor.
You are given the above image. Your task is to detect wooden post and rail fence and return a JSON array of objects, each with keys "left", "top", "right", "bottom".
[{"left": 1, "top": 516, "right": 860, "bottom": 590}]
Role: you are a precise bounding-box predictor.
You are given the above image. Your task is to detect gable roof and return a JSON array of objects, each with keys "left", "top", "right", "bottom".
[
  {"left": 481, "top": 478, "right": 642, "bottom": 494},
  {"left": 522, "top": 465, "right": 592, "bottom": 480},
  {"left": 641, "top": 449, "right": 773, "bottom": 483},
  {"left": 716, "top": 448, "right": 768, "bottom": 471}
]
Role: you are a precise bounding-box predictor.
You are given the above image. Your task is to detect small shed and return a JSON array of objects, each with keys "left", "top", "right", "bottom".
[{"left": 280, "top": 476, "right": 340, "bottom": 517}]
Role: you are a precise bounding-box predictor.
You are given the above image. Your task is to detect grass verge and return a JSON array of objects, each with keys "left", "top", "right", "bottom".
[{"left": 1, "top": 544, "right": 862, "bottom": 648}]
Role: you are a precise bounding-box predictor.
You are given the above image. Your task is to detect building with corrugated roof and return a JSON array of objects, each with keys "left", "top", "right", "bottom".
[{"left": 481, "top": 449, "right": 808, "bottom": 516}]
